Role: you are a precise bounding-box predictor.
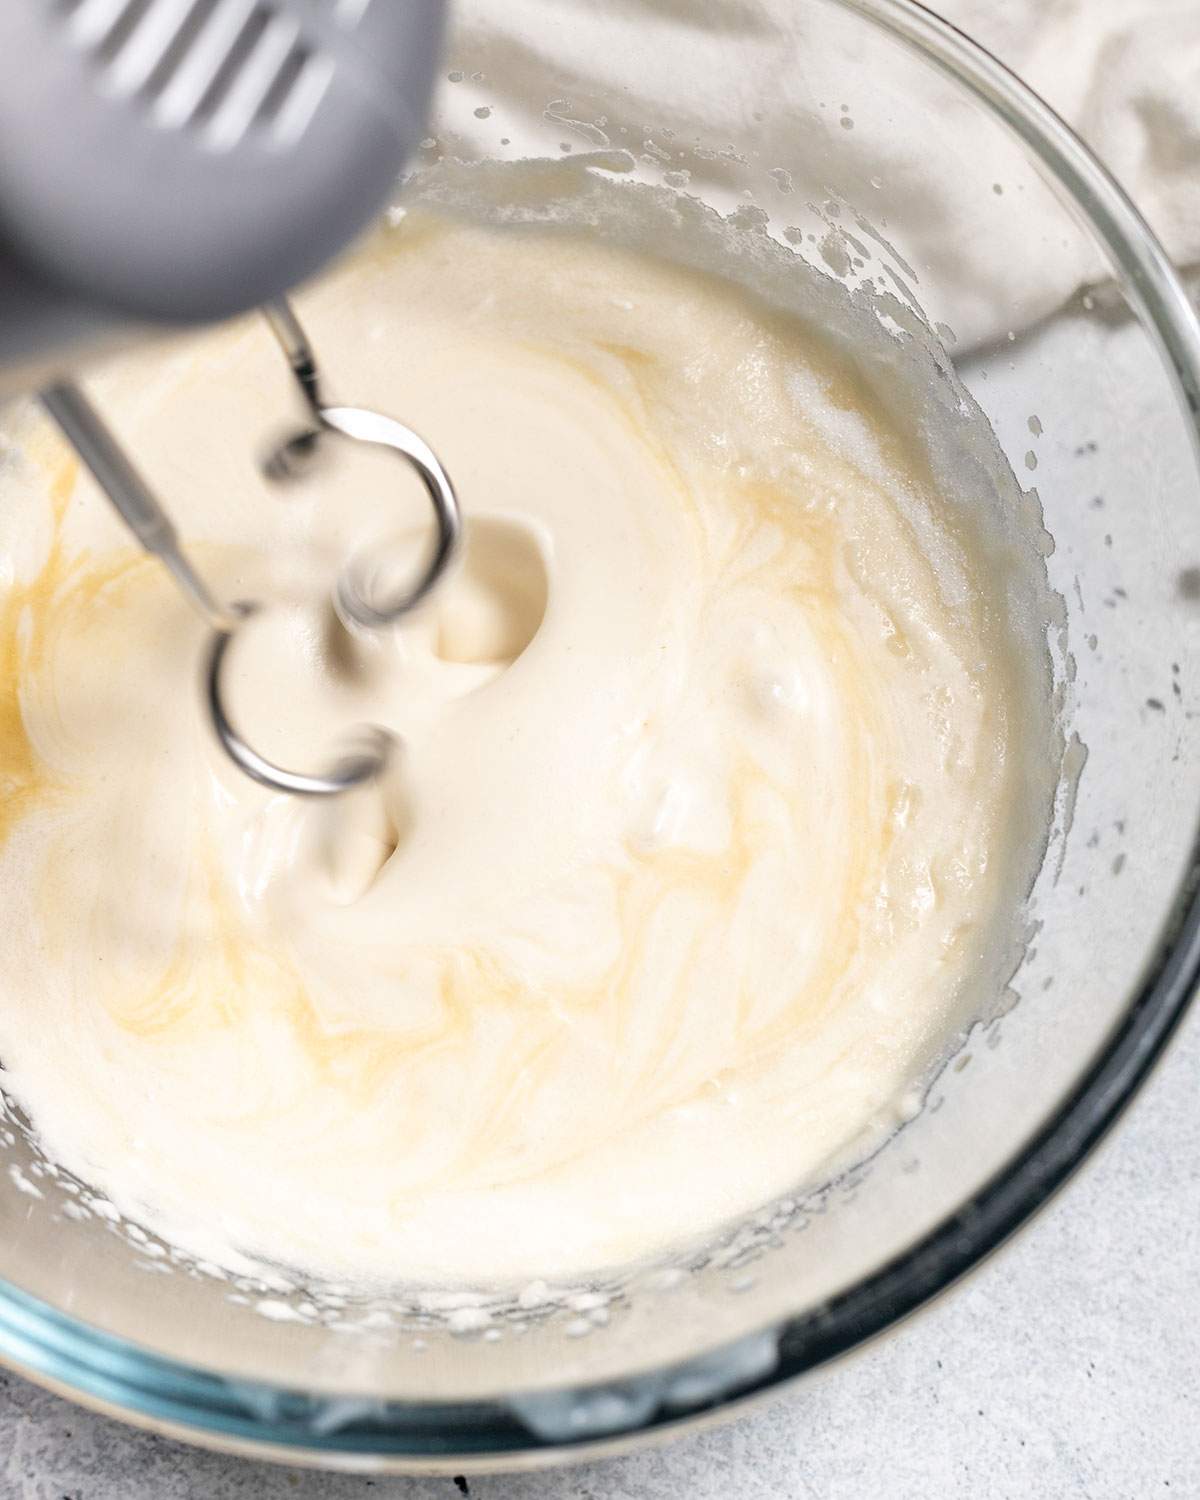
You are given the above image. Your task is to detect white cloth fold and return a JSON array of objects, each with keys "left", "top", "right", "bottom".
[
  {"left": 942, "top": 0, "right": 1200, "bottom": 281},
  {"left": 450, "top": 0, "right": 1200, "bottom": 345}
]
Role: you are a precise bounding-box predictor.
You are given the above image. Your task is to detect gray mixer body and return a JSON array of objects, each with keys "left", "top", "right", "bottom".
[{"left": 0, "top": 0, "right": 445, "bottom": 391}]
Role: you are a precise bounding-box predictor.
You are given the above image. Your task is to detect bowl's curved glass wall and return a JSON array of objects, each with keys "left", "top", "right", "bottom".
[{"left": 0, "top": 0, "right": 1196, "bottom": 1463}]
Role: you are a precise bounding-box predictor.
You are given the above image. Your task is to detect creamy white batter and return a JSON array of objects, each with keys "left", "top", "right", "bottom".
[{"left": 0, "top": 189, "right": 1054, "bottom": 1287}]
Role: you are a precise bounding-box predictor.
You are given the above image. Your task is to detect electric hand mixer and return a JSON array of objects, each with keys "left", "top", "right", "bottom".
[{"left": 0, "top": 0, "right": 457, "bottom": 796}]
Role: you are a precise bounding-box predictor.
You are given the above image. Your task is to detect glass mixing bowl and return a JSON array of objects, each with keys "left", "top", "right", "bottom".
[{"left": 0, "top": 0, "right": 1198, "bottom": 1473}]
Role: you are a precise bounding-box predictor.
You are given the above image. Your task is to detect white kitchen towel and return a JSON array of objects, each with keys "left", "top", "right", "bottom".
[
  {"left": 450, "top": 0, "right": 1200, "bottom": 345},
  {"left": 941, "top": 0, "right": 1200, "bottom": 279}
]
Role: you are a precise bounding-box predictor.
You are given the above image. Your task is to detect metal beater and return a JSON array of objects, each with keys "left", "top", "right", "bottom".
[{"left": 42, "top": 298, "right": 461, "bottom": 796}]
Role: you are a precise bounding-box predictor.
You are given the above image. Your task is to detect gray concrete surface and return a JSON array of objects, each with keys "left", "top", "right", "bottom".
[{"left": 1, "top": 1005, "right": 1195, "bottom": 1500}]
